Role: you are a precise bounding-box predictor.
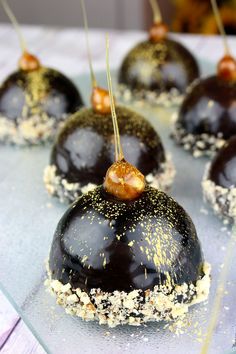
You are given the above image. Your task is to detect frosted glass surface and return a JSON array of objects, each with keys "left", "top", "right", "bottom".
[{"left": 1, "top": 67, "right": 236, "bottom": 354}]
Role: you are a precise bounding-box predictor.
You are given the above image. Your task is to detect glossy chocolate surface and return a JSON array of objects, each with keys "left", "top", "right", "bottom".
[
  {"left": 49, "top": 186, "right": 204, "bottom": 293},
  {"left": 209, "top": 135, "right": 236, "bottom": 188},
  {"left": 50, "top": 106, "right": 165, "bottom": 186},
  {"left": 0, "top": 67, "right": 83, "bottom": 121},
  {"left": 118, "top": 38, "right": 199, "bottom": 93},
  {"left": 178, "top": 76, "right": 236, "bottom": 138}
]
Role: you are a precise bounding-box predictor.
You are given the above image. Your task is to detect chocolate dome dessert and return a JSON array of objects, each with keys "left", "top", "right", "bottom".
[
  {"left": 44, "top": 2, "right": 174, "bottom": 203},
  {"left": 202, "top": 135, "right": 236, "bottom": 222},
  {"left": 47, "top": 184, "right": 210, "bottom": 326},
  {"left": 44, "top": 105, "right": 174, "bottom": 203},
  {"left": 172, "top": 0, "right": 236, "bottom": 157},
  {"left": 118, "top": 0, "right": 199, "bottom": 105},
  {"left": 46, "top": 41, "right": 210, "bottom": 327},
  {"left": 0, "top": 0, "right": 83, "bottom": 145}
]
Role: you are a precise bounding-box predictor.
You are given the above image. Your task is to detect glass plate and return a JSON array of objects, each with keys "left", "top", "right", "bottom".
[{"left": 1, "top": 63, "right": 236, "bottom": 354}]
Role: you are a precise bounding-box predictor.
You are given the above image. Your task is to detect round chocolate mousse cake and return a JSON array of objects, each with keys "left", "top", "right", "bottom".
[
  {"left": 46, "top": 184, "right": 210, "bottom": 327},
  {"left": 172, "top": 0, "right": 236, "bottom": 157},
  {"left": 118, "top": 38, "right": 199, "bottom": 106},
  {"left": 0, "top": 0, "right": 83, "bottom": 145},
  {"left": 44, "top": 105, "right": 175, "bottom": 203},
  {"left": 118, "top": 4, "right": 199, "bottom": 106},
  {"left": 202, "top": 135, "right": 236, "bottom": 223},
  {"left": 172, "top": 75, "right": 236, "bottom": 157},
  {"left": 0, "top": 63, "right": 83, "bottom": 145}
]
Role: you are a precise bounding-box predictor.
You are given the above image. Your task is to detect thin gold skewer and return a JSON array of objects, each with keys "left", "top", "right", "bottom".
[
  {"left": 149, "top": 0, "right": 162, "bottom": 23},
  {"left": 105, "top": 35, "right": 123, "bottom": 162},
  {"left": 200, "top": 226, "right": 236, "bottom": 354},
  {"left": 80, "top": 0, "right": 97, "bottom": 87},
  {"left": 210, "top": 0, "right": 230, "bottom": 55},
  {"left": 1, "top": 0, "right": 27, "bottom": 53}
]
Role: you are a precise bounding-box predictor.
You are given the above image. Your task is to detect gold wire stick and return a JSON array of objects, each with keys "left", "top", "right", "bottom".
[
  {"left": 200, "top": 225, "right": 236, "bottom": 354},
  {"left": 211, "top": 0, "right": 230, "bottom": 55},
  {"left": 80, "top": 0, "right": 97, "bottom": 87},
  {"left": 149, "top": 0, "right": 162, "bottom": 23},
  {"left": 1, "top": 0, "right": 27, "bottom": 52},
  {"left": 105, "top": 35, "right": 123, "bottom": 162}
]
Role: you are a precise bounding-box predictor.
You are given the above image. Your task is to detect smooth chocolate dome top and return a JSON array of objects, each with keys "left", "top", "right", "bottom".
[
  {"left": 208, "top": 135, "right": 236, "bottom": 188},
  {"left": 0, "top": 67, "right": 83, "bottom": 120},
  {"left": 50, "top": 106, "right": 165, "bottom": 186},
  {"left": 49, "top": 186, "right": 204, "bottom": 293},
  {"left": 178, "top": 76, "right": 236, "bottom": 138},
  {"left": 118, "top": 38, "right": 199, "bottom": 93}
]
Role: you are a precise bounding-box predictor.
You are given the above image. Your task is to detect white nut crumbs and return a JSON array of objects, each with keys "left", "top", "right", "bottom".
[
  {"left": 0, "top": 114, "right": 66, "bottom": 145},
  {"left": 116, "top": 85, "right": 183, "bottom": 108},
  {"left": 43, "top": 156, "right": 175, "bottom": 204},
  {"left": 172, "top": 121, "right": 225, "bottom": 158},
  {"left": 45, "top": 262, "right": 211, "bottom": 328},
  {"left": 202, "top": 163, "right": 236, "bottom": 223}
]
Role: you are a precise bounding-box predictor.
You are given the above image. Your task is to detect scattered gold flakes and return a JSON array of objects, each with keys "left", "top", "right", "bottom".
[
  {"left": 144, "top": 267, "right": 147, "bottom": 280},
  {"left": 22, "top": 67, "right": 50, "bottom": 117},
  {"left": 0, "top": 67, "right": 79, "bottom": 145},
  {"left": 81, "top": 255, "right": 88, "bottom": 263}
]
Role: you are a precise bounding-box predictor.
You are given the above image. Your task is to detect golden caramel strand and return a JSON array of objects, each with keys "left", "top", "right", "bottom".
[
  {"left": 105, "top": 35, "right": 123, "bottom": 161},
  {"left": 80, "top": 0, "right": 97, "bottom": 87},
  {"left": 1, "top": 0, "right": 27, "bottom": 53},
  {"left": 200, "top": 226, "right": 236, "bottom": 354},
  {"left": 211, "top": 0, "right": 230, "bottom": 55},
  {"left": 149, "top": 0, "right": 162, "bottom": 23},
  {"left": 104, "top": 35, "right": 145, "bottom": 200}
]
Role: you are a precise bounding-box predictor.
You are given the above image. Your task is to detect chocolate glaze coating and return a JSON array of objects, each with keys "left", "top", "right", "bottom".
[
  {"left": 178, "top": 76, "right": 236, "bottom": 138},
  {"left": 118, "top": 38, "right": 199, "bottom": 93},
  {"left": 49, "top": 186, "right": 204, "bottom": 293},
  {"left": 50, "top": 106, "right": 165, "bottom": 186},
  {"left": 0, "top": 67, "right": 83, "bottom": 121},
  {"left": 208, "top": 135, "right": 236, "bottom": 188}
]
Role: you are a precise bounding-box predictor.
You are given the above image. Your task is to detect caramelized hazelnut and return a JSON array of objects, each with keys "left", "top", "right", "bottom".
[
  {"left": 217, "top": 55, "right": 236, "bottom": 81},
  {"left": 149, "top": 22, "right": 168, "bottom": 42},
  {"left": 104, "top": 159, "right": 145, "bottom": 200},
  {"left": 19, "top": 51, "right": 41, "bottom": 71},
  {"left": 91, "top": 87, "right": 112, "bottom": 114}
]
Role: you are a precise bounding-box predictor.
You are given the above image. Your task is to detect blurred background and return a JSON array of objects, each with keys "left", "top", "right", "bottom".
[{"left": 0, "top": 0, "right": 235, "bottom": 34}]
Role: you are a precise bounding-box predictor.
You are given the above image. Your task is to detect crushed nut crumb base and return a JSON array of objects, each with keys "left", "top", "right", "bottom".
[
  {"left": 116, "top": 85, "right": 184, "bottom": 108},
  {"left": 0, "top": 114, "right": 67, "bottom": 145},
  {"left": 172, "top": 120, "right": 225, "bottom": 158},
  {"left": 202, "top": 164, "right": 236, "bottom": 223},
  {"left": 145, "top": 154, "right": 175, "bottom": 193},
  {"left": 44, "top": 155, "right": 175, "bottom": 204},
  {"left": 45, "top": 262, "right": 211, "bottom": 328}
]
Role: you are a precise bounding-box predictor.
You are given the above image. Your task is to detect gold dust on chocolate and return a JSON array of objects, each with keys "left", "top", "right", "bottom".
[
  {"left": 0, "top": 66, "right": 83, "bottom": 121},
  {"left": 118, "top": 39, "right": 199, "bottom": 93},
  {"left": 50, "top": 106, "right": 166, "bottom": 186},
  {"left": 177, "top": 76, "right": 236, "bottom": 140},
  {"left": 49, "top": 185, "right": 204, "bottom": 293}
]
